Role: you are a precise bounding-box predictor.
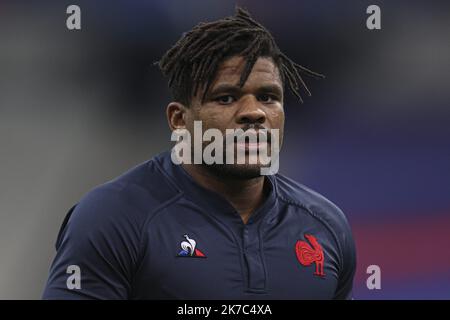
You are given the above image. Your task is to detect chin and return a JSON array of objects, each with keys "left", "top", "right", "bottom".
[{"left": 205, "top": 163, "right": 264, "bottom": 180}]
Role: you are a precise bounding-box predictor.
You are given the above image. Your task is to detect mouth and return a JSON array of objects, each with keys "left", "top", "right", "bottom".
[
  {"left": 231, "top": 130, "right": 271, "bottom": 153},
  {"left": 235, "top": 140, "right": 269, "bottom": 152}
]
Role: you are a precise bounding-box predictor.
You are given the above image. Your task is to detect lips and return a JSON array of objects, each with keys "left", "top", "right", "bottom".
[
  {"left": 222, "top": 128, "right": 272, "bottom": 155},
  {"left": 227, "top": 130, "right": 271, "bottom": 142},
  {"left": 235, "top": 140, "right": 269, "bottom": 152},
  {"left": 235, "top": 133, "right": 270, "bottom": 154}
]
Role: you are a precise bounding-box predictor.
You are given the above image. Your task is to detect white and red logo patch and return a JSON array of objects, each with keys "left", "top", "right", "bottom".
[{"left": 177, "top": 234, "right": 206, "bottom": 258}]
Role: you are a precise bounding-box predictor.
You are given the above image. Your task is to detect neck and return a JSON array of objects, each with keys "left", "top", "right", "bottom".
[{"left": 182, "top": 164, "right": 267, "bottom": 224}]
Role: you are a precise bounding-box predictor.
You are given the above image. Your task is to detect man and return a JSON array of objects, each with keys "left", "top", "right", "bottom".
[{"left": 43, "top": 7, "right": 356, "bottom": 299}]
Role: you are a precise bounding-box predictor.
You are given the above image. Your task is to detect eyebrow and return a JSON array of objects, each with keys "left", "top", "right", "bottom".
[{"left": 209, "top": 83, "right": 283, "bottom": 98}]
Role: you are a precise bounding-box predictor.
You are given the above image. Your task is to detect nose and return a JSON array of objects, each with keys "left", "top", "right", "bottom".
[{"left": 236, "top": 95, "right": 266, "bottom": 125}]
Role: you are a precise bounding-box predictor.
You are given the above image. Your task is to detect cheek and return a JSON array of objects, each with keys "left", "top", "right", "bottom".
[
  {"left": 198, "top": 108, "right": 233, "bottom": 131},
  {"left": 267, "top": 107, "right": 285, "bottom": 128},
  {"left": 183, "top": 111, "right": 196, "bottom": 134},
  {"left": 268, "top": 108, "right": 285, "bottom": 146}
]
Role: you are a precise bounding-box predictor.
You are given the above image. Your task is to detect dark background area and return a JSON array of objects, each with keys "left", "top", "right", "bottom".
[{"left": 0, "top": 0, "right": 449, "bottom": 299}]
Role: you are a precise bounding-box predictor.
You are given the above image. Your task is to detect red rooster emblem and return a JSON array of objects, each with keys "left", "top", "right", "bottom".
[{"left": 295, "top": 234, "right": 325, "bottom": 277}]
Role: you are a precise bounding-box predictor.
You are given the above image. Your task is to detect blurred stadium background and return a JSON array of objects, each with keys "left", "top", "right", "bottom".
[{"left": 0, "top": 0, "right": 449, "bottom": 299}]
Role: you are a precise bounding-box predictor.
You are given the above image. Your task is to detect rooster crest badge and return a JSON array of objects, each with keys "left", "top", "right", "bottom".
[{"left": 295, "top": 234, "right": 325, "bottom": 277}]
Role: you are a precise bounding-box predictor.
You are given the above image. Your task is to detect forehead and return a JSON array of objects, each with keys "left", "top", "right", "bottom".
[{"left": 211, "top": 56, "right": 282, "bottom": 88}]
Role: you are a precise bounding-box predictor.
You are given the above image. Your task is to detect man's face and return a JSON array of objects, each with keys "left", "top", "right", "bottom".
[{"left": 184, "top": 56, "right": 285, "bottom": 179}]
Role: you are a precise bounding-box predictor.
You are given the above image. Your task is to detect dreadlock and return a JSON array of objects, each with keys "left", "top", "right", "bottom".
[{"left": 157, "top": 7, "right": 324, "bottom": 106}]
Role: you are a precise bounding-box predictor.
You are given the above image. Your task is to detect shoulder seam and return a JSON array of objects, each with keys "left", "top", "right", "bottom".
[
  {"left": 135, "top": 191, "right": 184, "bottom": 264},
  {"left": 277, "top": 194, "right": 344, "bottom": 275},
  {"left": 152, "top": 156, "right": 183, "bottom": 193}
]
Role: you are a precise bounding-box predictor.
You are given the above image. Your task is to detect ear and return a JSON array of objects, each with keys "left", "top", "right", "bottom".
[{"left": 166, "top": 102, "right": 188, "bottom": 131}]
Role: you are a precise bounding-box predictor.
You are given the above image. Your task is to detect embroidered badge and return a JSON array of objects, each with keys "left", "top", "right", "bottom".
[
  {"left": 177, "top": 234, "right": 206, "bottom": 258},
  {"left": 295, "top": 234, "right": 325, "bottom": 277}
]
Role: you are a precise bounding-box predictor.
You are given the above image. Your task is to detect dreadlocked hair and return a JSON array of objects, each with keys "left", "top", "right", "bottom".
[{"left": 157, "top": 7, "right": 324, "bottom": 106}]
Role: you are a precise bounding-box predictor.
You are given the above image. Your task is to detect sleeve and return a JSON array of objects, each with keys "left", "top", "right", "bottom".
[
  {"left": 42, "top": 185, "right": 143, "bottom": 300},
  {"left": 332, "top": 214, "right": 357, "bottom": 300}
]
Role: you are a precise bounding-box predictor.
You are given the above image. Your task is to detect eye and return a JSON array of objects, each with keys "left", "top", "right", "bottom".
[
  {"left": 215, "top": 95, "right": 236, "bottom": 105},
  {"left": 258, "top": 94, "right": 277, "bottom": 103}
]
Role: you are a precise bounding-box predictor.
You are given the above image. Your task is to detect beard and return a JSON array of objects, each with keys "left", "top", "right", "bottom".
[
  {"left": 199, "top": 125, "right": 278, "bottom": 180},
  {"left": 174, "top": 122, "right": 281, "bottom": 179},
  {"left": 201, "top": 161, "right": 263, "bottom": 180},
  {"left": 200, "top": 141, "right": 273, "bottom": 180}
]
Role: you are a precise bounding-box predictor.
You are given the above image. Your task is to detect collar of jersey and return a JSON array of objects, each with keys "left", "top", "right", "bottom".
[{"left": 155, "top": 150, "right": 278, "bottom": 226}]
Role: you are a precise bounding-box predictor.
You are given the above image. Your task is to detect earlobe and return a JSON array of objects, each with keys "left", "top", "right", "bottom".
[{"left": 166, "top": 102, "right": 187, "bottom": 131}]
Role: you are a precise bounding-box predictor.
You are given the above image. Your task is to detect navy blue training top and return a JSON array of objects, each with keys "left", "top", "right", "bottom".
[{"left": 42, "top": 151, "right": 356, "bottom": 300}]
